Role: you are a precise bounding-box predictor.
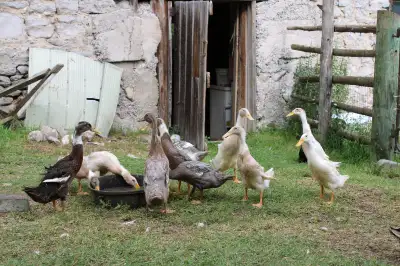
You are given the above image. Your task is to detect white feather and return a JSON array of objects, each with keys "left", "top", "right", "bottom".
[{"left": 43, "top": 176, "right": 70, "bottom": 183}]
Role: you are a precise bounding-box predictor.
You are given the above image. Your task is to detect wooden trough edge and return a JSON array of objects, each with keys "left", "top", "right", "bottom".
[
  {"left": 291, "top": 44, "right": 375, "bottom": 57},
  {"left": 306, "top": 118, "right": 371, "bottom": 145},
  {"left": 297, "top": 75, "right": 374, "bottom": 88},
  {"left": 287, "top": 25, "right": 376, "bottom": 33},
  {"left": 291, "top": 94, "right": 373, "bottom": 117}
]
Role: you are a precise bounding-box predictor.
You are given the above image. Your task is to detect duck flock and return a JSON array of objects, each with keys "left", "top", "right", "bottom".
[{"left": 23, "top": 107, "right": 349, "bottom": 213}]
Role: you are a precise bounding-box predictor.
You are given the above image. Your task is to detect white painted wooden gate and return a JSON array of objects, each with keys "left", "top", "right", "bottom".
[{"left": 25, "top": 48, "right": 123, "bottom": 137}]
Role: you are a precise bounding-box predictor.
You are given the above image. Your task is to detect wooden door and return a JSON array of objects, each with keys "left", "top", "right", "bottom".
[
  {"left": 232, "top": 1, "right": 256, "bottom": 132},
  {"left": 172, "top": 1, "right": 210, "bottom": 150}
]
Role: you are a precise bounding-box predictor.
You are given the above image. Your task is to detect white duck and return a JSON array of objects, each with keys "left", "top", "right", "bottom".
[
  {"left": 210, "top": 108, "right": 255, "bottom": 183},
  {"left": 59, "top": 151, "right": 140, "bottom": 193},
  {"left": 224, "top": 125, "right": 275, "bottom": 208},
  {"left": 296, "top": 133, "right": 349, "bottom": 204},
  {"left": 287, "top": 108, "right": 340, "bottom": 168}
]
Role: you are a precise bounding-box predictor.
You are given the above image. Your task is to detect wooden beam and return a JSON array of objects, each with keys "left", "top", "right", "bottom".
[
  {"left": 291, "top": 44, "right": 375, "bottom": 57},
  {"left": 318, "top": 0, "right": 335, "bottom": 145},
  {"left": 152, "top": 0, "right": 169, "bottom": 124},
  {"left": 287, "top": 25, "right": 376, "bottom": 33},
  {"left": 298, "top": 75, "right": 374, "bottom": 87},
  {"left": 335, "top": 128, "right": 371, "bottom": 145},
  {"left": 0, "top": 68, "right": 50, "bottom": 98},
  {"left": 291, "top": 94, "right": 373, "bottom": 116},
  {"left": 371, "top": 10, "right": 400, "bottom": 160}
]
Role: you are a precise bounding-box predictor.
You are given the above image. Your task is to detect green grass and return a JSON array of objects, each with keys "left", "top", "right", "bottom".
[{"left": 0, "top": 126, "right": 399, "bottom": 265}]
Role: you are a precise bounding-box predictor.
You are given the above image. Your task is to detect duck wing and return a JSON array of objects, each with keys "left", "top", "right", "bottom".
[{"left": 42, "top": 155, "right": 78, "bottom": 183}]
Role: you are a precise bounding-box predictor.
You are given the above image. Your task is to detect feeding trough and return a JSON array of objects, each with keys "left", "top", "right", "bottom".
[{"left": 89, "top": 174, "right": 146, "bottom": 209}]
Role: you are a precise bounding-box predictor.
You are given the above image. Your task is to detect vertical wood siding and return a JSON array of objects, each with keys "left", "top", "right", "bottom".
[{"left": 173, "top": 1, "right": 210, "bottom": 150}]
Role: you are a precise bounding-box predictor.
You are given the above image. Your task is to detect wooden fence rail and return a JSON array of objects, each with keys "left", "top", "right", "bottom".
[
  {"left": 298, "top": 75, "right": 374, "bottom": 87},
  {"left": 291, "top": 44, "right": 376, "bottom": 57},
  {"left": 306, "top": 118, "right": 371, "bottom": 145},
  {"left": 291, "top": 94, "right": 373, "bottom": 117},
  {"left": 287, "top": 25, "right": 376, "bottom": 33}
]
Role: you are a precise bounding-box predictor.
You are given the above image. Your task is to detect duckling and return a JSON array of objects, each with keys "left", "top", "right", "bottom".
[
  {"left": 23, "top": 121, "right": 99, "bottom": 211},
  {"left": 139, "top": 113, "right": 170, "bottom": 213},
  {"left": 296, "top": 133, "right": 349, "bottom": 204},
  {"left": 224, "top": 126, "right": 275, "bottom": 208},
  {"left": 210, "top": 107, "right": 255, "bottom": 184},
  {"left": 169, "top": 161, "right": 234, "bottom": 201}
]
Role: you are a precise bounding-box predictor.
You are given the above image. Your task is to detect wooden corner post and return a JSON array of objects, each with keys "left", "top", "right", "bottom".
[
  {"left": 318, "top": 0, "right": 334, "bottom": 145},
  {"left": 371, "top": 10, "right": 400, "bottom": 161}
]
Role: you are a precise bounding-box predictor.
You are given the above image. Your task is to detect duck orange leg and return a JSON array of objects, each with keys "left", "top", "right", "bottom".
[
  {"left": 77, "top": 179, "right": 89, "bottom": 195},
  {"left": 177, "top": 181, "right": 182, "bottom": 193},
  {"left": 52, "top": 200, "right": 62, "bottom": 211},
  {"left": 328, "top": 192, "right": 335, "bottom": 205},
  {"left": 320, "top": 185, "right": 324, "bottom": 199},
  {"left": 233, "top": 168, "right": 241, "bottom": 184},
  {"left": 252, "top": 191, "right": 263, "bottom": 208},
  {"left": 242, "top": 187, "right": 249, "bottom": 201}
]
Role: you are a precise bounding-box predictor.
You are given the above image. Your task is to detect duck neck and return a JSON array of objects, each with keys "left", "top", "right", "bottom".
[
  {"left": 71, "top": 133, "right": 84, "bottom": 164},
  {"left": 299, "top": 112, "right": 311, "bottom": 134},
  {"left": 235, "top": 113, "right": 245, "bottom": 127},
  {"left": 150, "top": 118, "right": 164, "bottom": 156}
]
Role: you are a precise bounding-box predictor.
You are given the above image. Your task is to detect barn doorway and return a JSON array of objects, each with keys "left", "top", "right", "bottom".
[
  {"left": 206, "top": 3, "right": 233, "bottom": 140},
  {"left": 171, "top": 0, "right": 257, "bottom": 149}
]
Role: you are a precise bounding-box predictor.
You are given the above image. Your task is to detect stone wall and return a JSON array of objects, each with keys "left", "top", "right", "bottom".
[
  {"left": 0, "top": 0, "right": 160, "bottom": 130},
  {"left": 255, "top": 0, "right": 389, "bottom": 127}
]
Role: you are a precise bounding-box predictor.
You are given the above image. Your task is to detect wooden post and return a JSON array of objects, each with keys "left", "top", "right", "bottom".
[
  {"left": 151, "top": 0, "right": 169, "bottom": 124},
  {"left": 318, "top": 0, "right": 334, "bottom": 145},
  {"left": 371, "top": 10, "right": 400, "bottom": 161}
]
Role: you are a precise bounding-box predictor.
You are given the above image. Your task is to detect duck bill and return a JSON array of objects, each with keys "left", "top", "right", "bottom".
[
  {"left": 222, "top": 130, "right": 233, "bottom": 139},
  {"left": 286, "top": 112, "right": 294, "bottom": 117},
  {"left": 134, "top": 183, "right": 140, "bottom": 189},
  {"left": 247, "top": 113, "right": 255, "bottom": 120},
  {"left": 295, "top": 138, "right": 305, "bottom": 147}
]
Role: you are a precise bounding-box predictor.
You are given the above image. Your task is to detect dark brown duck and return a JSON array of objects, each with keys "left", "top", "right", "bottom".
[{"left": 23, "top": 121, "right": 98, "bottom": 211}]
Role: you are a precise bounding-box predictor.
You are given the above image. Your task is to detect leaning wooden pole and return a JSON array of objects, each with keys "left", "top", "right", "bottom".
[
  {"left": 318, "top": 0, "right": 334, "bottom": 145},
  {"left": 371, "top": 10, "right": 400, "bottom": 161}
]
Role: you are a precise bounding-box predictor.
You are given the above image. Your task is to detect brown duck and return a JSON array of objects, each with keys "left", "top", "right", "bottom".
[
  {"left": 23, "top": 121, "right": 98, "bottom": 211},
  {"left": 157, "top": 118, "right": 192, "bottom": 194},
  {"left": 139, "top": 113, "right": 170, "bottom": 213}
]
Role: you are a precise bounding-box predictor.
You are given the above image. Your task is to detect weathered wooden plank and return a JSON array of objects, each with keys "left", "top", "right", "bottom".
[
  {"left": 25, "top": 48, "right": 51, "bottom": 127},
  {"left": 291, "top": 44, "right": 376, "bottom": 57},
  {"left": 83, "top": 58, "right": 103, "bottom": 126},
  {"left": 16, "top": 64, "right": 64, "bottom": 120},
  {"left": 172, "top": 1, "right": 180, "bottom": 126},
  {"left": 371, "top": 10, "right": 400, "bottom": 160},
  {"left": 190, "top": 1, "right": 199, "bottom": 147},
  {"left": 238, "top": 5, "right": 247, "bottom": 117},
  {"left": 318, "top": 0, "right": 335, "bottom": 145},
  {"left": 198, "top": 1, "right": 209, "bottom": 150},
  {"left": 96, "top": 63, "right": 123, "bottom": 137},
  {"left": 246, "top": 0, "right": 257, "bottom": 132},
  {"left": 66, "top": 52, "right": 86, "bottom": 128},
  {"left": 298, "top": 75, "right": 374, "bottom": 87},
  {"left": 0, "top": 69, "right": 50, "bottom": 98},
  {"left": 287, "top": 25, "right": 376, "bottom": 33},
  {"left": 48, "top": 49, "right": 68, "bottom": 131},
  {"left": 185, "top": 1, "right": 194, "bottom": 144},
  {"left": 231, "top": 4, "right": 239, "bottom": 126},
  {"left": 151, "top": 0, "right": 169, "bottom": 124},
  {"left": 179, "top": 2, "right": 187, "bottom": 136}
]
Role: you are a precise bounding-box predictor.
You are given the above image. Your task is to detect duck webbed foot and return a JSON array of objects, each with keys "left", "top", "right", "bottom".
[
  {"left": 52, "top": 200, "right": 63, "bottom": 212},
  {"left": 160, "top": 203, "right": 175, "bottom": 214},
  {"left": 327, "top": 192, "right": 335, "bottom": 205},
  {"left": 252, "top": 191, "right": 263, "bottom": 208},
  {"left": 232, "top": 168, "right": 241, "bottom": 184}
]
